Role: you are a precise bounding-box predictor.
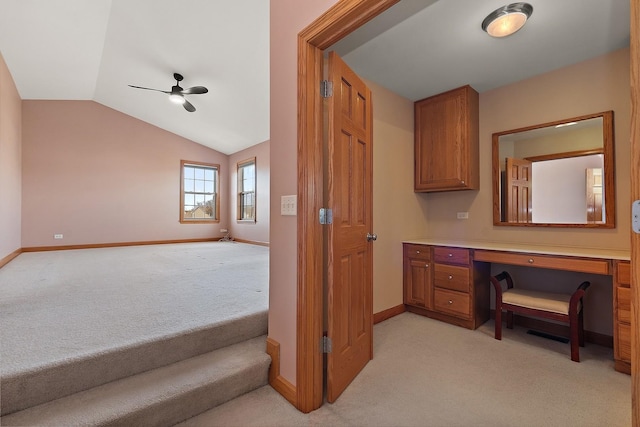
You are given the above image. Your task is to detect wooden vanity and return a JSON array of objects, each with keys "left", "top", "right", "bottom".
[{"left": 403, "top": 240, "right": 631, "bottom": 373}]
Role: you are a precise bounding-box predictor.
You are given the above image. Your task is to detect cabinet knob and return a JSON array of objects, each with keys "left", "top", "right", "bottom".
[
  {"left": 425, "top": 264, "right": 429, "bottom": 268},
  {"left": 448, "top": 275, "right": 453, "bottom": 280},
  {"left": 416, "top": 250, "right": 420, "bottom": 254},
  {"left": 448, "top": 300, "right": 453, "bottom": 304},
  {"left": 528, "top": 258, "right": 534, "bottom": 264},
  {"left": 448, "top": 253, "right": 453, "bottom": 257}
]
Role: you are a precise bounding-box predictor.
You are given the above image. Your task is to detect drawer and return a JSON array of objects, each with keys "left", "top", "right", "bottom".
[
  {"left": 616, "top": 286, "right": 631, "bottom": 324},
  {"left": 433, "top": 247, "right": 469, "bottom": 266},
  {"left": 616, "top": 261, "right": 630, "bottom": 286},
  {"left": 617, "top": 322, "right": 631, "bottom": 362},
  {"left": 473, "top": 250, "right": 610, "bottom": 275},
  {"left": 434, "top": 288, "right": 470, "bottom": 319},
  {"left": 404, "top": 244, "right": 431, "bottom": 261},
  {"left": 434, "top": 264, "right": 470, "bottom": 293}
]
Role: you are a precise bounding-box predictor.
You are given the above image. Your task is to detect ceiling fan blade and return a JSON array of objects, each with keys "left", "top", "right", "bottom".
[
  {"left": 128, "top": 84, "right": 170, "bottom": 94},
  {"left": 182, "top": 86, "right": 208, "bottom": 95},
  {"left": 183, "top": 99, "right": 196, "bottom": 112}
]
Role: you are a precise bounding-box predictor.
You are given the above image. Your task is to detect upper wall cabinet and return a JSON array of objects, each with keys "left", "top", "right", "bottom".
[{"left": 414, "top": 85, "right": 479, "bottom": 192}]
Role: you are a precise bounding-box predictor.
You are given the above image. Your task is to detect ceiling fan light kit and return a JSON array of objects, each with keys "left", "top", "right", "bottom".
[
  {"left": 482, "top": 2, "right": 533, "bottom": 38},
  {"left": 128, "top": 73, "right": 208, "bottom": 112}
]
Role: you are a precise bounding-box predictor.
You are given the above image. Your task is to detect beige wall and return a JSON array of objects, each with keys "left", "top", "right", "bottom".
[
  {"left": 228, "top": 140, "right": 270, "bottom": 244},
  {"left": 269, "top": 0, "right": 339, "bottom": 385},
  {"left": 0, "top": 52, "right": 22, "bottom": 261},
  {"left": 21, "top": 100, "right": 230, "bottom": 247},
  {"left": 367, "top": 79, "right": 428, "bottom": 313}
]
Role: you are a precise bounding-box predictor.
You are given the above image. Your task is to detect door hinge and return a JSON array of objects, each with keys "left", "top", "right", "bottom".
[
  {"left": 322, "top": 336, "right": 332, "bottom": 353},
  {"left": 321, "top": 80, "right": 333, "bottom": 98},
  {"left": 633, "top": 200, "right": 640, "bottom": 234},
  {"left": 319, "top": 208, "right": 333, "bottom": 225}
]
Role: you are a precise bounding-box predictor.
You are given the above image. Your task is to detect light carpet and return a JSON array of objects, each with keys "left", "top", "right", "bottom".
[
  {"left": 0, "top": 241, "right": 269, "bottom": 376},
  {"left": 180, "top": 312, "right": 631, "bottom": 427}
]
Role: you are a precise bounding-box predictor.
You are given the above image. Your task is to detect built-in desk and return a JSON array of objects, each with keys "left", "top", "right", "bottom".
[{"left": 402, "top": 239, "right": 631, "bottom": 373}]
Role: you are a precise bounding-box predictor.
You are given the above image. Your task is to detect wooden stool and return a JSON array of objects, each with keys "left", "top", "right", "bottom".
[{"left": 490, "top": 271, "right": 591, "bottom": 362}]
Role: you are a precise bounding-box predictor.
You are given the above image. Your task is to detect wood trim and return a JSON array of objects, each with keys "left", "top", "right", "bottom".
[
  {"left": 525, "top": 148, "right": 604, "bottom": 163},
  {"left": 490, "top": 310, "right": 613, "bottom": 348},
  {"left": 631, "top": 0, "right": 639, "bottom": 423},
  {"left": 231, "top": 238, "right": 269, "bottom": 247},
  {"left": 21, "top": 238, "right": 221, "bottom": 252},
  {"left": 296, "top": 0, "right": 400, "bottom": 414},
  {"left": 373, "top": 304, "right": 405, "bottom": 324},
  {"left": 0, "top": 248, "right": 21, "bottom": 269},
  {"left": 266, "top": 337, "right": 297, "bottom": 406}
]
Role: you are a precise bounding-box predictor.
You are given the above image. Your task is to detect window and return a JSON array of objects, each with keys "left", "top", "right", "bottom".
[
  {"left": 237, "top": 158, "right": 256, "bottom": 221},
  {"left": 180, "top": 160, "right": 219, "bottom": 223}
]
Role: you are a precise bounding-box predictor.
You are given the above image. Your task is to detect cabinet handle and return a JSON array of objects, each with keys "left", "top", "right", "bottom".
[
  {"left": 448, "top": 275, "right": 453, "bottom": 280},
  {"left": 425, "top": 264, "right": 429, "bottom": 268},
  {"left": 528, "top": 258, "right": 534, "bottom": 264},
  {"left": 448, "top": 253, "right": 453, "bottom": 257},
  {"left": 448, "top": 300, "right": 453, "bottom": 304},
  {"left": 416, "top": 250, "right": 420, "bottom": 254}
]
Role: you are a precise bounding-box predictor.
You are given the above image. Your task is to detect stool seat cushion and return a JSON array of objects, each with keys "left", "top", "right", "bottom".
[{"left": 502, "top": 288, "right": 576, "bottom": 315}]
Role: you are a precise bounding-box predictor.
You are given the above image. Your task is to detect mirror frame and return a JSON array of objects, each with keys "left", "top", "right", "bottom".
[{"left": 492, "top": 110, "right": 615, "bottom": 228}]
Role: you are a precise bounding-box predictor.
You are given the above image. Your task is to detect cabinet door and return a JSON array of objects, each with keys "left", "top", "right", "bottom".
[
  {"left": 414, "top": 85, "right": 479, "bottom": 192},
  {"left": 404, "top": 257, "right": 432, "bottom": 309}
]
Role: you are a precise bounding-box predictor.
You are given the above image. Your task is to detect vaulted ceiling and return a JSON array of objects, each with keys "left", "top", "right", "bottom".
[{"left": 0, "top": 1, "right": 630, "bottom": 155}]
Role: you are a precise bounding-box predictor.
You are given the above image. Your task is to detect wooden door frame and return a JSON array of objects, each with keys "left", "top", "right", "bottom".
[
  {"left": 630, "top": 1, "right": 639, "bottom": 425},
  {"left": 296, "top": 0, "right": 640, "bottom": 419},
  {"left": 295, "top": 0, "right": 399, "bottom": 413}
]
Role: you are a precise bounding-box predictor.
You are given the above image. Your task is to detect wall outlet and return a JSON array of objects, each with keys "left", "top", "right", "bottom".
[
  {"left": 456, "top": 212, "right": 469, "bottom": 220},
  {"left": 54, "top": 234, "right": 63, "bottom": 239},
  {"left": 220, "top": 229, "right": 228, "bottom": 233}
]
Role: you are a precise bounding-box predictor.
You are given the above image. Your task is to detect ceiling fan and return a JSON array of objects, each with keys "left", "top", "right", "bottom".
[{"left": 128, "top": 73, "right": 208, "bottom": 112}]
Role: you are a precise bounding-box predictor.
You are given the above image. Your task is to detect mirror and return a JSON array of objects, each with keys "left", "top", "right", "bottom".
[{"left": 492, "top": 111, "right": 615, "bottom": 228}]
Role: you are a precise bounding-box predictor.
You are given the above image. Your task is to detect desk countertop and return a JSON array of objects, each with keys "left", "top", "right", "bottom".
[{"left": 403, "top": 239, "right": 630, "bottom": 261}]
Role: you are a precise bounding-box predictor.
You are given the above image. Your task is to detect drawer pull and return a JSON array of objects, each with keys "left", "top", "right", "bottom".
[
  {"left": 528, "top": 258, "right": 534, "bottom": 264},
  {"left": 416, "top": 250, "right": 420, "bottom": 254},
  {"left": 448, "top": 253, "right": 453, "bottom": 257},
  {"left": 448, "top": 300, "right": 453, "bottom": 304},
  {"left": 425, "top": 264, "right": 429, "bottom": 268},
  {"left": 448, "top": 275, "right": 453, "bottom": 280}
]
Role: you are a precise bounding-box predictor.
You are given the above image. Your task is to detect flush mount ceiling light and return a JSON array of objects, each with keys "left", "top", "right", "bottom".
[{"left": 482, "top": 3, "right": 533, "bottom": 38}]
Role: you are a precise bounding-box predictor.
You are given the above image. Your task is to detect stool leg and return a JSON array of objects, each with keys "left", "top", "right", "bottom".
[
  {"left": 570, "top": 310, "right": 580, "bottom": 362},
  {"left": 506, "top": 310, "right": 514, "bottom": 329},
  {"left": 578, "top": 308, "right": 585, "bottom": 347}
]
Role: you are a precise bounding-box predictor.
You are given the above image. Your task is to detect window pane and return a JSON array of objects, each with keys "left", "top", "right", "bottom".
[
  {"left": 182, "top": 162, "right": 218, "bottom": 221},
  {"left": 194, "top": 168, "right": 205, "bottom": 180},
  {"left": 195, "top": 179, "right": 205, "bottom": 192},
  {"left": 184, "top": 193, "right": 195, "bottom": 206},
  {"left": 205, "top": 181, "right": 214, "bottom": 193},
  {"left": 184, "top": 178, "right": 195, "bottom": 192},
  {"left": 195, "top": 194, "right": 205, "bottom": 205},
  {"left": 184, "top": 166, "right": 195, "bottom": 179},
  {"left": 205, "top": 169, "right": 214, "bottom": 180}
]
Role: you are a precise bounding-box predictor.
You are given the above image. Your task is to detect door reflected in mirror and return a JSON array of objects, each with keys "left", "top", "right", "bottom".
[{"left": 492, "top": 111, "right": 615, "bottom": 228}]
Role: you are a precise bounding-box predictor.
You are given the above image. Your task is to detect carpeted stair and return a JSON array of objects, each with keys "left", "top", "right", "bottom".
[{"left": 1, "top": 312, "right": 270, "bottom": 426}]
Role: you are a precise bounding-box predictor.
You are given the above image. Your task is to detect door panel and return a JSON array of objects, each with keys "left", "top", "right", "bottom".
[
  {"left": 326, "top": 51, "right": 373, "bottom": 403},
  {"left": 505, "top": 157, "right": 533, "bottom": 223}
]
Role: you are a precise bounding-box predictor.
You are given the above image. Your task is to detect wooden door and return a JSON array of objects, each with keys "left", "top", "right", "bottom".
[
  {"left": 326, "top": 51, "right": 373, "bottom": 403},
  {"left": 586, "top": 168, "right": 604, "bottom": 223},
  {"left": 505, "top": 157, "right": 532, "bottom": 223}
]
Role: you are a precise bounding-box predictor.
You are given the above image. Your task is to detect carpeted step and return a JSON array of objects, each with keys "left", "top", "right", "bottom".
[
  {"left": 1, "top": 335, "right": 270, "bottom": 426},
  {"left": 1, "top": 311, "right": 267, "bottom": 416}
]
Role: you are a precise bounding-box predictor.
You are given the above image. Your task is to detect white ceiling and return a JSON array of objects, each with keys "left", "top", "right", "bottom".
[
  {"left": 0, "top": 0, "right": 269, "bottom": 155},
  {"left": 0, "top": 1, "right": 630, "bottom": 155}
]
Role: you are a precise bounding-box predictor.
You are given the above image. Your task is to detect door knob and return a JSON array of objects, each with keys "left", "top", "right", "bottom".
[{"left": 366, "top": 233, "right": 377, "bottom": 242}]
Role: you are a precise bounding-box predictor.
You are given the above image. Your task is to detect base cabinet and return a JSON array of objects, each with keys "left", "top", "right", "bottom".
[
  {"left": 403, "top": 243, "right": 489, "bottom": 330},
  {"left": 614, "top": 260, "right": 631, "bottom": 374}
]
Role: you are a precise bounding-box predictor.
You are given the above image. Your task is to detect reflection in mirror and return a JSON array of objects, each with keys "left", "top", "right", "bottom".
[{"left": 492, "top": 111, "right": 615, "bottom": 228}]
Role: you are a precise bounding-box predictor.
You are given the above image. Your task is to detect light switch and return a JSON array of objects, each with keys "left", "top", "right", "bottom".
[{"left": 281, "top": 195, "right": 297, "bottom": 216}]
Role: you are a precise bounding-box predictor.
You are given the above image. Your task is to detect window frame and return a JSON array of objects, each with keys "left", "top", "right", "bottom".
[
  {"left": 180, "top": 160, "right": 220, "bottom": 224},
  {"left": 237, "top": 157, "right": 257, "bottom": 222}
]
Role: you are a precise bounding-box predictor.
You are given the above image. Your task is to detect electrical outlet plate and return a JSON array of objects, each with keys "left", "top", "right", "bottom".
[
  {"left": 54, "top": 234, "right": 63, "bottom": 239},
  {"left": 456, "top": 212, "right": 469, "bottom": 220},
  {"left": 281, "top": 195, "right": 297, "bottom": 216}
]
